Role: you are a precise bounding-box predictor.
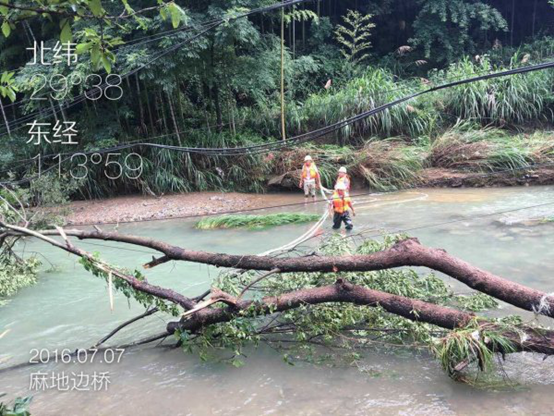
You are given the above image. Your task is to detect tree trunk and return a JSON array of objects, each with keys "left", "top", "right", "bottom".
[
  {"left": 58, "top": 101, "right": 67, "bottom": 124},
  {"left": 166, "top": 280, "right": 554, "bottom": 357},
  {"left": 292, "top": 5, "right": 296, "bottom": 57},
  {"left": 212, "top": 84, "right": 223, "bottom": 133},
  {"left": 227, "top": 90, "right": 236, "bottom": 135},
  {"left": 4, "top": 221, "right": 554, "bottom": 371},
  {"left": 280, "top": 5, "right": 287, "bottom": 141},
  {"left": 510, "top": 0, "right": 515, "bottom": 47},
  {"left": 157, "top": 91, "right": 169, "bottom": 133},
  {"left": 166, "top": 91, "right": 182, "bottom": 146},
  {"left": 144, "top": 84, "right": 155, "bottom": 134},
  {"left": 0, "top": 98, "right": 11, "bottom": 138},
  {"left": 30, "top": 230, "right": 554, "bottom": 320},
  {"left": 48, "top": 97, "right": 59, "bottom": 125},
  {"left": 532, "top": 0, "right": 538, "bottom": 38},
  {"left": 176, "top": 79, "right": 186, "bottom": 128},
  {"left": 302, "top": 3, "right": 306, "bottom": 49},
  {"left": 135, "top": 74, "right": 146, "bottom": 135}
]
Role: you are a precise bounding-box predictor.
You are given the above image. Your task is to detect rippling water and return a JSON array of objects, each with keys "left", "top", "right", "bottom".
[{"left": 1, "top": 187, "right": 554, "bottom": 415}]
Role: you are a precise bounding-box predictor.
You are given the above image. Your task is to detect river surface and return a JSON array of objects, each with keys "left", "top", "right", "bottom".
[{"left": 1, "top": 187, "right": 554, "bottom": 415}]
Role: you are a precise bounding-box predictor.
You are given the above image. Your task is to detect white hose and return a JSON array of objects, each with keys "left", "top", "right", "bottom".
[
  {"left": 260, "top": 186, "right": 330, "bottom": 256},
  {"left": 224, "top": 189, "right": 427, "bottom": 281},
  {"left": 260, "top": 191, "right": 429, "bottom": 256}
]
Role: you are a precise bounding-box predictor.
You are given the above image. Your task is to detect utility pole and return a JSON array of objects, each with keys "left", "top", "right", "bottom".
[{"left": 280, "top": 1, "right": 287, "bottom": 141}]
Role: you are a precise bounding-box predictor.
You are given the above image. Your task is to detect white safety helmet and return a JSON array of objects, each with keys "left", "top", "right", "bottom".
[
  {"left": 304, "top": 155, "right": 313, "bottom": 161},
  {"left": 339, "top": 167, "right": 347, "bottom": 174},
  {"left": 335, "top": 183, "right": 347, "bottom": 191}
]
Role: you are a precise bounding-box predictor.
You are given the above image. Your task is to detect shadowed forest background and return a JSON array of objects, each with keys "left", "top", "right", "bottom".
[{"left": 0, "top": 0, "right": 553, "bottom": 200}]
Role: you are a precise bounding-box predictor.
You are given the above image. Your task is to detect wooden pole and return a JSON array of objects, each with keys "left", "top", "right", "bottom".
[{"left": 280, "top": 3, "right": 287, "bottom": 141}]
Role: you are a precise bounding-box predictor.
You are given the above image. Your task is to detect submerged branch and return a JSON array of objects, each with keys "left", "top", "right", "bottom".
[{"left": 92, "top": 307, "right": 159, "bottom": 349}]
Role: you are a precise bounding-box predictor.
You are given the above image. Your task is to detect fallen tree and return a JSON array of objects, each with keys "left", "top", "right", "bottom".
[
  {"left": 1, "top": 217, "right": 554, "bottom": 381},
  {"left": 6, "top": 226, "right": 552, "bottom": 318}
]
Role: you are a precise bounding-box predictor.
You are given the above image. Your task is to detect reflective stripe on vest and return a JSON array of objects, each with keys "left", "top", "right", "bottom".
[
  {"left": 302, "top": 164, "right": 318, "bottom": 180},
  {"left": 336, "top": 176, "right": 350, "bottom": 189},
  {"left": 332, "top": 192, "right": 351, "bottom": 214}
]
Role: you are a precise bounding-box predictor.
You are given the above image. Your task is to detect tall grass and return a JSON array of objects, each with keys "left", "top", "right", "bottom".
[
  {"left": 196, "top": 213, "right": 321, "bottom": 230},
  {"left": 288, "top": 67, "right": 437, "bottom": 141},
  {"left": 75, "top": 131, "right": 270, "bottom": 199},
  {"left": 433, "top": 320, "right": 517, "bottom": 379},
  {"left": 350, "top": 140, "right": 427, "bottom": 190},
  {"left": 276, "top": 140, "right": 426, "bottom": 191},
  {"left": 241, "top": 51, "right": 553, "bottom": 147},
  {"left": 434, "top": 55, "right": 554, "bottom": 126}
]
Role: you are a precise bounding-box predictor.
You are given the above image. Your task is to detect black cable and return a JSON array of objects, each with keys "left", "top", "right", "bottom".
[
  {"left": 9, "top": 60, "right": 554, "bottom": 158},
  {"left": 0, "top": 118, "right": 237, "bottom": 175},
  {"left": 2, "top": 55, "right": 550, "bottom": 135},
  {"left": 2, "top": 61, "right": 554, "bottom": 186},
  {"left": 0, "top": 0, "right": 313, "bottom": 124},
  {"left": 52, "top": 194, "right": 554, "bottom": 255},
  {"left": 71, "top": 198, "right": 554, "bottom": 255},
  {"left": 0, "top": 63, "right": 519, "bottom": 168}
]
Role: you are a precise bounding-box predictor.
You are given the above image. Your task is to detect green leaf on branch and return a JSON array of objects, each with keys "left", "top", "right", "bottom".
[
  {"left": 101, "top": 54, "right": 112, "bottom": 73},
  {"left": 1, "top": 21, "right": 11, "bottom": 37},
  {"left": 161, "top": 2, "right": 188, "bottom": 29},
  {"left": 89, "top": 0, "right": 104, "bottom": 17},
  {"left": 121, "top": 0, "right": 134, "bottom": 15},
  {"left": 75, "top": 42, "right": 92, "bottom": 54},
  {"left": 60, "top": 18, "right": 72, "bottom": 43},
  {"left": 0, "top": 71, "right": 18, "bottom": 102},
  {"left": 160, "top": 5, "right": 167, "bottom": 20},
  {"left": 168, "top": 3, "right": 180, "bottom": 28},
  {"left": 6, "top": 87, "right": 16, "bottom": 102}
]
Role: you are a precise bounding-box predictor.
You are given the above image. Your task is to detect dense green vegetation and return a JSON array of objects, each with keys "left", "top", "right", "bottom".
[
  {"left": 0, "top": 1, "right": 553, "bottom": 198},
  {"left": 0, "top": 254, "right": 39, "bottom": 301},
  {"left": 196, "top": 213, "right": 321, "bottom": 229},
  {"left": 275, "top": 124, "right": 553, "bottom": 191},
  {"left": 0, "top": 184, "right": 66, "bottom": 300}
]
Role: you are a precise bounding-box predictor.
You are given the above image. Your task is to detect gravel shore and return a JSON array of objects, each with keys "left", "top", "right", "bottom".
[{"left": 60, "top": 192, "right": 302, "bottom": 226}]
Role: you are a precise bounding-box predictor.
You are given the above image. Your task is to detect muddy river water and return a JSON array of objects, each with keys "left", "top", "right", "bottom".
[{"left": 1, "top": 187, "right": 554, "bottom": 415}]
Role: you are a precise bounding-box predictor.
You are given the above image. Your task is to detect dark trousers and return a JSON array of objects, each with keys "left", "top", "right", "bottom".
[{"left": 333, "top": 211, "right": 353, "bottom": 230}]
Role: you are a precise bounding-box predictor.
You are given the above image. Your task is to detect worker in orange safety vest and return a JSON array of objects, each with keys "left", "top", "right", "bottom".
[
  {"left": 329, "top": 182, "right": 355, "bottom": 230},
  {"left": 299, "top": 155, "right": 321, "bottom": 202}
]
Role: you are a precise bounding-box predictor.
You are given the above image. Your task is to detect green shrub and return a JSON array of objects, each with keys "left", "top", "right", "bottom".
[{"left": 0, "top": 255, "right": 40, "bottom": 299}]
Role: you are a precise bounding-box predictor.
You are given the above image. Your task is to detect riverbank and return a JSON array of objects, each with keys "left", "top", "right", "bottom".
[
  {"left": 55, "top": 192, "right": 302, "bottom": 226},
  {"left": 418, "top": 166, "right": 554, "bottom": 187},
  {"left": 46, "top": 166, "right": 554, "bottom": 226}
]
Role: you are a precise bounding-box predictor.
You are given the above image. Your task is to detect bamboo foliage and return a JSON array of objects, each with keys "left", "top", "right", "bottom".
[{"left": 335, "top": 10, "right": 375, "bottom": 64}]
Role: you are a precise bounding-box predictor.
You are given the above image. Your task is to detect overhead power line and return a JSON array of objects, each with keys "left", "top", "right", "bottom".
[
  {"left": 2, "top": 59, "right": 554, "bottom": 186},
  {"left": 0, "top": 0, "right": 314, "bottom": 129}
]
